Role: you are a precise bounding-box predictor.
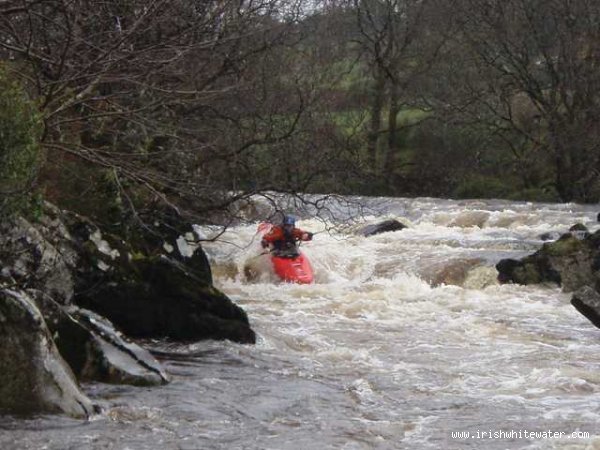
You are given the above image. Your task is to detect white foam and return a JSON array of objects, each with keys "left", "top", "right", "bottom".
[{"left": 200, "top": 197, "right": 600, "bottom": 441}]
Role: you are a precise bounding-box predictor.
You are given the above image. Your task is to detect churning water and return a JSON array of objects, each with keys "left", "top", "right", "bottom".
[{"left": 2, "top": 197, "right": 600, "bottom": 449}]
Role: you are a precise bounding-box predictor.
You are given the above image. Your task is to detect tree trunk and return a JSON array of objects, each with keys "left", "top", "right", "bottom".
[
  {"left": 553, "top": 141, "right": 575, "bottom": 202},
  {"left": 383, "top": 80, "right": 400, "bottom": 183},
  {"left": 367, "top": 68, "right": 386, "bottom": 173}
]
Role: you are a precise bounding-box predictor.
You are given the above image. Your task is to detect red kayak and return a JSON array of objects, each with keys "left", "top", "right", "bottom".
[
  {"left": 258, "top": 223, "right": 314, "bottom": 284},
  {"left": 271, "top": 253, "right": 314, "bottom": 284}
]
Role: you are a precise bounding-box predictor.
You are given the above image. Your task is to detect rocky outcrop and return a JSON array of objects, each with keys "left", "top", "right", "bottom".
[
  {"left": 32, "top": 290, "right": 169, "bottom": 386},
  {"left": 569, "top": 223, "right": 590, "bottom": 240},
  {"left": 360, "top": 219, "right": 407, "bottom": 237},
  {"left": 0, "top": 202, "right": 256, "bottom": 416},
  {"left": 64, "top": 214, "right": 255, "bottom": 343},
  {"left": 496, "top": 230, "right": 600, "bottom": 292},
  {"left": 74, "top": 254, "right": 255, "bottom": 342},
  {"left": 0, "top": 203, "right": 254, "bottom": 344},
  {"left": 0, "top": 289, "right": 95, "bottom": 417},
  {"left": 0, "top": 209, "right": 76, "bottom": 303},
  {"left": 496, "top": 226, "right": 600, "bottom": 331}
]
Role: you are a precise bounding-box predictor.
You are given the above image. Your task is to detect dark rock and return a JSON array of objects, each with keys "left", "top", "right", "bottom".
[
  {"left": 31, "top": 290, "right": 169, "bottom": 386},
  {"left": 497, "top": 229, "right": 600, "bottom": 292},
  {"left": 60, "top": 207, "right": 254, "bottom": 344},
  {"left": 0, "top": 289, "right": 94, "bottom": 417},
  {"left": 571, "top": 286, "right": 600, "bottom": 329},
  {"left": 1, "top": 203, "right": 255, "bottom": 346},
  {"left": 360, "top": 219, "right": 407, "bottom": 237},
  {"left": 171, "top": 233, "right": 213, "bottom": 285},
  {"left": 569, "top": 223, "right": 590, "bottom": 240},
  {"left": 597, "top": 212, "right": 600, "bottom": 222},
  {"left": 496, "top": 259, "right": 521, "bottom": 283},
  {"left": 73, "top": 254, "right": 256, "bottom": 343},
  {"left": 540, "top": 232, "right": 560, "bottom": 241},
  {"left": 570, "top": 223, "right": 589, "bottom": 232}
]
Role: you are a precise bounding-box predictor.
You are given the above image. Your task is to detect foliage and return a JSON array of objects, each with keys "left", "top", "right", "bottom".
[
  {"left": 452, "top": 176, "right": 512, "bottom": 200},
  {"left": 0, "top": 66, "right": 42, "bottom": 217},
  {"left": 1, "top": 0, "right": 597, "bottom": 222}
]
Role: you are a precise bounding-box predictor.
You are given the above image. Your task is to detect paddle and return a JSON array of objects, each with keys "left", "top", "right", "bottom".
[{"left": 246, "top": 250, "right": 272, "bottom": 261}]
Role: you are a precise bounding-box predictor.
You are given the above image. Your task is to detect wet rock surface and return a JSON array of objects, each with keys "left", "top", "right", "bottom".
[
  {"left": 424, "top": 258, "right": 486, "bottom": 287},
  {"left": 60, "top": 211, "right": 254, "bottom": 343},
  {"left": 0, "top": 202, "right": 256, "bottom": 415},
  {"left": 571, "top": 286, "right": 600, "bottom": 329},
  {"left": 0, "top": 289, "right": 95, "bottom": 417},
  {"left": 495, "top": 225, "right": 600, "bottom": 331},
  {"left": 496, "top": 230, "right": 600, "bottom": 292},
  {"left": 0, "top": 213, "right": 76, "bottom": 304},
  {"left": 31, "top": 290, "right": 169, "bottom": 386},
  {"left": 360, "top": 219, "right": 407, "bottom": 237}
]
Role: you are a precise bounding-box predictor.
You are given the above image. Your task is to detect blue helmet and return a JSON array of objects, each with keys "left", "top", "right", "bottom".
[{"left": 283, "top": 215, "right": 296, "bottom": 226}]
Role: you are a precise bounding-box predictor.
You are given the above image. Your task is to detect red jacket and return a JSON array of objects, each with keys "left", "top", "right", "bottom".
[{"left": 262, "top": 226, "right": 312, "bottom": 247}]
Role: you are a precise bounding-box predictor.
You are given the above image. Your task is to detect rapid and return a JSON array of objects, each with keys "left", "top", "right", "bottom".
[{"left": 2, "top": 197, "right": 600, "bottom": 449}]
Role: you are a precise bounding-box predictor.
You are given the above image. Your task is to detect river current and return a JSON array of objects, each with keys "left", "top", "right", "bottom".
[{"left": 2, "top": 197, "right": 600, "bottom": 449}]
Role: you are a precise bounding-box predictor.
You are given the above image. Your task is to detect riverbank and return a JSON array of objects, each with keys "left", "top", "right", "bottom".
[{"left": 0, "top": 202, "right": 254, "bottom": 417}]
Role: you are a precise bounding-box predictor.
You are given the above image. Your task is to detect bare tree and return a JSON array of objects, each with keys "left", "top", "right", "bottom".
[
  {"left": 351, "top": 0, "right": 446, "bottom": 189},
  {"left": 448, "top": 0, "right": 600, "bottom": 202},
  {"left": 0, "top": 0, "right": 365, "bottom": 232}
]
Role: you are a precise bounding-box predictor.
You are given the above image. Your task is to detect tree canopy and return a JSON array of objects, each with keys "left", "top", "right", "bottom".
[{"left": 1, "top": 0, "right": 598, "bottom": 228}]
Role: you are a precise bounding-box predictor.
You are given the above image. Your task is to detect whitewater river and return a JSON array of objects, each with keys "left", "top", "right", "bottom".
[{"left": 2, "top": 197, "right": 600, "bottom": 449}]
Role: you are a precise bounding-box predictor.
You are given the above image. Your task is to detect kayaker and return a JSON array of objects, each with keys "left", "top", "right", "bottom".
[{"left": 261, "top": 215, "right": 313, "bottom": 256}]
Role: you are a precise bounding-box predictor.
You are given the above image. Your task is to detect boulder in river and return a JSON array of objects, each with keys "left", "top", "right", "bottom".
[
  {"left": 571, "top": 286, "right": 600, "bottom": 329},
  {"left": 540, "top": 231, "right": 561, "bottom": 242},
  {"left": 424, "top": 258, "right": 486, "bottom": 287},
  {"left": 360, "top": 219, "right": 407, "bottom": 237},
  {"left": 0, "top": 289, "right": 95, "bottom": 417},
  {"left": 496, "top": 228, "right": 600, "bottom": 292},
  {"left": 569, "top": 223, "right": 590, "bottom": 240}
]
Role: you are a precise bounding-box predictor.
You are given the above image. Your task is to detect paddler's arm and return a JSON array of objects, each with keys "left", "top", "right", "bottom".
[{"left": 261, "top": 227, "right": 283, "bottom": 247}]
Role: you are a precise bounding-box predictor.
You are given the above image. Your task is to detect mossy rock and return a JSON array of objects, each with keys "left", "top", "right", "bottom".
[
  {"left": 513, "top": 262, "right": 544, "bottom": 284},
  {"left": 543, "top": 235, "right": 584, "bottom": 257}
]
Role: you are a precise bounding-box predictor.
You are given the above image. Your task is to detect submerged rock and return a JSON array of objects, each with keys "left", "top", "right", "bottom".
[
  {"left": 569, "top": 223, "right": 590, "bottom": 240},
  {"left": 496, "top": 229, "right": 600, "bottom": 292},
  {"left": 0, "top": 289, "right": 94, "bottom": 417},
  {"left": 449, "top": 211, "right": 490, "bottom": 228},
  {"left": 571, "top": 286, "right": 600, "bottom": 329},
  {"left": 424, "top": 258, "right": 485, "bottom": 287},
  {"left": 540, "top": 231, "right": 561, "bottom": 242},
  {"left": 360, "top": 219, "right": 407, "bottom": 237},
  {"left": 32, "top": 291, "right": 169, "bottom": 386}
]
